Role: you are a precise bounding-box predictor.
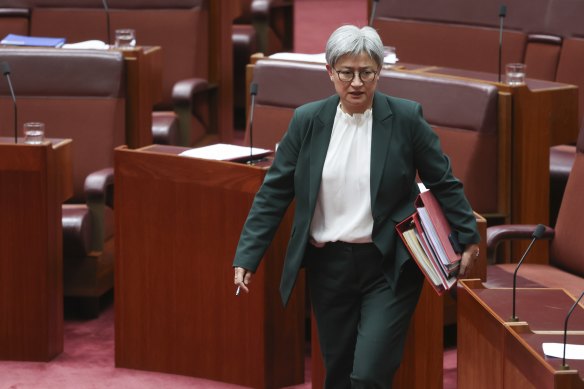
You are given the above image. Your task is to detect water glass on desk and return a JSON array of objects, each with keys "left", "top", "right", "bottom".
[
  {"left": 23, "top": 122, "right": 45, "bottom": 144},
  {"left": 505, "top": 63, "right": 526, "bottom": 86},
  {"left": 114, "top": 29, "right": 136, "bottom": 49},
  {"left": 383, "top": 46, "right": 398, "bottom": 68}
]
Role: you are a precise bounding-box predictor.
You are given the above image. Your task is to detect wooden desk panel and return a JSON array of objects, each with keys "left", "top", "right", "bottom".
[
  {"left": 0, "top": 139, "right": 72, "bottom": 361},
  {"left": 458, "top": 280, "right": 584, "bottom": 389},
  {"left": 114, "top": 145, "right": 304, "bottom": 388},
  {"left": 120, "top": 46, "right": 163, "bottom": 149},
  {"left": 504, "top": 327, "right": 584, "bottom": 389}
]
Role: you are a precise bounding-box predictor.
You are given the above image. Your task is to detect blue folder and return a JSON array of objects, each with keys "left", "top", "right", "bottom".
[{"left": 1, "top": 34, "right": 66, "bottom": 48}]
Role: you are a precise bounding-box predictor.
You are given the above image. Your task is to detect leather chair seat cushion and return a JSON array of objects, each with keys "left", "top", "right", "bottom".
[
  {"left": 62, "top": 204, "right": 114, "bottom": 258},
  {"left": 486, "top": 264, "right": 584, "bottom": 299}
]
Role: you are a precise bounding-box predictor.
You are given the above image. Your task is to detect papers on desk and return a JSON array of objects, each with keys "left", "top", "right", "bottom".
[
  {"left": 384, "top": 52, "right": 398, "bottom": 64},
  {"left": 269, "top": 52, "right": 327, "bottom": 63},
  {"left": 179, "top": 143, "right": 272, "bottom": 162},
  {"left": 542, "top": 342, "right": 584, "bottom": 360},
  {"left": 1, "top": 33, "right": 65, "bottom": 48},
  {"left": 62, "top": 40, "right": 110, "bottom": 50},
  {"left": 269, "top": 51, "right": 398, "bottom": 65}
]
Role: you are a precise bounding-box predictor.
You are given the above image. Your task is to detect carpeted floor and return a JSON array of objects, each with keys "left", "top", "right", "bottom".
[{"left": 0, "top": 298, "right": 456, "bottom": 388}]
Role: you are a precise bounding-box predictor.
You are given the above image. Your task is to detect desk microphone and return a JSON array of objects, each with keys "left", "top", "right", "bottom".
[
  {"left": 510, "top": 223, "right": 546, "bottom": 321},
  {"left": 498, "top": 4, "right": 507, "bottom": 82},
  {"left": 247, "top": 82, "right": 259, "bottom": 165},
  {"left": 102, "top": 0, "right": 111, "bottom": 45},
  {"left": 562, "top": 290, "right": 584, "bottom": 370},
  {"left": 369, "top": 0, "right": 380, "bottom": 27},
  {"left": 1, "top": 61, "right": 18, "bottom": 144}
]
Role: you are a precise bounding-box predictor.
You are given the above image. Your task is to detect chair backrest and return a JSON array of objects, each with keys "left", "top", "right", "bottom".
[
  {"left": 249, "top": 58, "right": 501, "bottom": 215},
  {"left": 523, "top": 34, "right": 561, "bottom": 81},
  {"left": 234, "top": 0, "right": 293, "bottom": 54},
  {"left": 372, "top": 0, "right": 584, "bottom": 122},
  {"left": 551, "top": 125, "right": 584, "bottom": 276},
  {"left": 0, "top": 47, "right": 125, "bottom": 201},
  {"left": 0, "top": 8, "right": 29, "bottom": 37},
  {"left": 374, "top": 18, "right": 526, "bottom": 74},
  {"left": 555, "top": 38, "right": 584, "bottom": 125},
  {"left": 27, "top": 0, "right": 206, "bottom": 110}
]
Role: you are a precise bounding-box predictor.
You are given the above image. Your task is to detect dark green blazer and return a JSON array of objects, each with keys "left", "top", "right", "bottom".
[{"left": 233, "top": 91, "right": 480, "bottom": 306}]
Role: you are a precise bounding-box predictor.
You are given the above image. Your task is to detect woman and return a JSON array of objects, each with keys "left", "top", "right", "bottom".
[{"left": 233, "top": 25, "right": 480, "bottom": 388}]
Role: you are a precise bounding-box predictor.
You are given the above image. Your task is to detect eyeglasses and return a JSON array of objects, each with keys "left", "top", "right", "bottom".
[{"left": 334, "top": 69, "right": 378, "bottom": 83}]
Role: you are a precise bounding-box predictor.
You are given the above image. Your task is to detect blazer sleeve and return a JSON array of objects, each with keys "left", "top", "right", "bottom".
[
  {"left": 409, "top": 103, "right": 480, "bottom": 246},
  {"left": 232, "top": 108, "right": 305, "bottom": 271}
]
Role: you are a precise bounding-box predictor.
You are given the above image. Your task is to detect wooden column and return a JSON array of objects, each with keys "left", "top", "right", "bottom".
[{"left": 0, "top": 139, "right": 73, "bottom": 361}]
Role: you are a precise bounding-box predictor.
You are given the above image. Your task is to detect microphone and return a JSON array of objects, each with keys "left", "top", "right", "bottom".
[
  {"left": 102, "top": 0, "right": 111, "bottom": 46},
  {"left": 510, "top": 223, "right": 546, "bottom": 321},
  {"left": 1, "top": 61, "right": 18, "bottom": 144},
  {"left": 369, "top": 0, "right": 380, "bottom": 27},
  {"left": 246, "top": 82, "right": 259, "bottom": 165},
  {"left": 561, "top": 291, "right": 584, "bottom": 370},
  {"left": 498, "top": 4, "right": 507, "bottom": 83}
]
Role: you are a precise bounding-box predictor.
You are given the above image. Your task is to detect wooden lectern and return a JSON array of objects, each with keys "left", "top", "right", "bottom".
[
  {"left": 0, "top": 139, "right": 73, "bottom": 361},
  {"left": 114, "top": 145, "right": 305, "bottom": 388}
]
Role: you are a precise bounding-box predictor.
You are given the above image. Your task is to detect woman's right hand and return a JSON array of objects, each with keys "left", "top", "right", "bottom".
[{"left": 234, "top": 267, "right": 254, "bottom": 294}]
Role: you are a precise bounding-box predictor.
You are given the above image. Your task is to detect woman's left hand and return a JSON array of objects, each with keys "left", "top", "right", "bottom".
[{"left": 458, "top": 243, "right": 480, "bottom": 279}]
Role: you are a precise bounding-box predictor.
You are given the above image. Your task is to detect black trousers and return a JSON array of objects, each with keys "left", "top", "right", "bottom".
[{"left": 305, "top": 241, "right": 423, "bottom": 389}]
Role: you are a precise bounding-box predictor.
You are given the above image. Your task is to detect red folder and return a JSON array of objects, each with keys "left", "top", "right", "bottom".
[
  {"left": 395, "top": 190, "right": 460, "bottom": 295},
  {"left": 415, "top": 190, "right": 462, "bottom": 265}
]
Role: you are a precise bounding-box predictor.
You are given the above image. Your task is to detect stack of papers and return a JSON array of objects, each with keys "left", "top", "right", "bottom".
[
  {"left": 396, "top": 190, "right": 462, "bottom": 295},
  {"left": 179, "top": 143, "right": 272, "bottom": 162},
  {"left": 269, "top": 51, "right": 398, "bottom": 65},
  {"left": 62, "top": 40, "right": 110, "bottom": 50}
]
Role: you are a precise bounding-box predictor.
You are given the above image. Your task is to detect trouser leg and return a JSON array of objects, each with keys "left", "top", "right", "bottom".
[
  {"left": 307, "top": 243, "right": 423, "bottom": 389},
  {"left": 350, "top": 260, "right": 424, "bottom": 389},
  {"left": 307, "top": 244, "right": 361, "bottom": 389}
]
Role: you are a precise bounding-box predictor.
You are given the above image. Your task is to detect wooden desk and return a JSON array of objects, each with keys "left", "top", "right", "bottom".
[
  {"left": 0, "top": 138, "right": 73, "bottom": 361},
  {"left": 458, "top": 279, "right": 584, "bottom": 388},
  {"left": 114, "top": 145, "right": 304, "bottom": 388}
]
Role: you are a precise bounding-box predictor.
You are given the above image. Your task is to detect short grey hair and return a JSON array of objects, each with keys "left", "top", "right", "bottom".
[{"left": 325, "top": 25, "right": 384, "bottom": 69}]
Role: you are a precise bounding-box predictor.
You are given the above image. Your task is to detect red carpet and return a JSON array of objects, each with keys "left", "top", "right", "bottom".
[
  {"left": 0, "top": 303, "right": 254, "bottom": 389},
  {"left": 0, "top": 299, "right": 457, "bottom": 388}
]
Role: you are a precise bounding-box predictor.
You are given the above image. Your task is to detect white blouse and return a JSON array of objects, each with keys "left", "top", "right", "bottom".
[{"left": 309, "top": 105, "right": 374, "bottom": 245}]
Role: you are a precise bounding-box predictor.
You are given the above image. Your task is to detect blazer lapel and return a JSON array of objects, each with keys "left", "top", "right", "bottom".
[
  {"left": 308, "top": 95, "right": 339, "bottom": 215},
  {"left": 370, "top": 92, "right": 394, "bottom": 204}
]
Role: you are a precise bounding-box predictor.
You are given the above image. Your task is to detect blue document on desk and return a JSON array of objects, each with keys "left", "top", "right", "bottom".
[{"left": 1, "top": 34, "right": 66, "bottom": 47}]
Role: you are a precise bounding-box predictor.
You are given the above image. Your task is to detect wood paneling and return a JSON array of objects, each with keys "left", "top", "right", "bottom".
[
  {"left": 114, "top": 145, "right": 304, "bottom": 388},
  {"left": 0, "top": 139, "right": 72, "bottom": 361}
]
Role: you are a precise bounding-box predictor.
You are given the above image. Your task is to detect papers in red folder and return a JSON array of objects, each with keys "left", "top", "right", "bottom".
[{"left": 396, "top": 190, "right": 461, "bottom": 295}]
